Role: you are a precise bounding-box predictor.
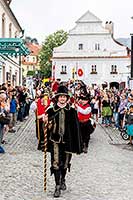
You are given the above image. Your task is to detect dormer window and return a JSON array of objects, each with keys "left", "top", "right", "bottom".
[{"left": 78, "top": 43, "right": 83, "bottom": 50}]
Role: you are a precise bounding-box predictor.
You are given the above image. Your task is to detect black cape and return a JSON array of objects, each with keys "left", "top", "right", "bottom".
[{"left": 47, "top": 103, "right": 83, "bottom": 154}]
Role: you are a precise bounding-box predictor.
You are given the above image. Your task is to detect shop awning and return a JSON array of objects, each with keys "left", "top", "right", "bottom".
[{"left": 0, "top": 38, "right": 30, "bottom": 56}]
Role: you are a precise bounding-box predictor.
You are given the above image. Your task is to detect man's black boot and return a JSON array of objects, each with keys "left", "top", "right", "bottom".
[
  {"left": 54, "top": 185, "right": 61, "bottom": 198},
  {"left": 60, "top": 169, "right": 67, "bottom": 190},
  {"left": 37, "top": 144, "right": 42, "bottom": 150},
  {"left": 60, "top": 179, "right": 67, "bottom": 190},
  {"left": 53, "top": 170, "right": 61, "bottom": 197}
]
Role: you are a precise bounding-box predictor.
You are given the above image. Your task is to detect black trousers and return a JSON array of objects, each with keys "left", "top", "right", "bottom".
[
  {"left": 79, "top": 120, "right": 93, "bottom": 147},
  {"left": 36, "top": 120, "right": 44, "bottom": 147},
  {"left": 50, "top": 142, "right": 72, "bottom": 185}
]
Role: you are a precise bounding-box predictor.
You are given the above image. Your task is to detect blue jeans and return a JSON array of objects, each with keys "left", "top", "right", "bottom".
[
  {"left": 17, "top": 103, "right": 25, "bottom": 121},
  {"left": 0, "top": 123, "right": 4, "bottom": 145},
  {"left": 102, "top": 116, "right": 111, "bottom": 125},
  {"left": 113, "top": 112, "right": 119, "bottom": 128}
]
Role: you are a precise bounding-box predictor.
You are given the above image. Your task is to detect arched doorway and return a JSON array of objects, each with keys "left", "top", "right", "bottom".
[{"left": 110, "top": 82, "right": 119, "bottom": 90}]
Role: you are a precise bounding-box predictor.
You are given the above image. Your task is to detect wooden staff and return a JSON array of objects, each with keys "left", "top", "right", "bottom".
[
  {"left": 43, "top": 95, "right": 49, "bottom": 192},
  {"left": 43, "top": 119, "right": 48, "bottom": 192}
]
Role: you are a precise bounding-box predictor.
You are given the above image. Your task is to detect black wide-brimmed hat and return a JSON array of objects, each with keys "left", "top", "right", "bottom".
[
  {"left": 79, "top": 93, "right": 90, "bottom": 101},
  {"left": 55, "top": 85, "right": 70, "bottom": 99}
]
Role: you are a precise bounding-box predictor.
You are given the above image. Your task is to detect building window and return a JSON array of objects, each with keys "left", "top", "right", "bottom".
[
  {"left": 27, "top": 66, "right": 29, "bottom": 71},
  {"left": 10, "top": 68, "right": 12, "bottom": 80},
  {"left": 15, "top": 71, "right": 17, "bottom": 85},
  {"left": 90, "top": 65, "right": 97, "bottom": 74},
  {"left": 9, "top": 23, "right": 12, "bottom": 37},
  {"left": 33, "top": 57, "right": 36, "bottom": 62},
  {"left": 6, "top": 72, "right": 11, "bottom": 81},
  {"left": 95, "top": 43, "right": 100, "bottom": 50},
  {"left": 78, "top": 43, "right": 83, "bottom": 50},
  {"left": 14, "top": 31, "right": 17, "bottom": 38},
  {"left": 27, "top": 57, "right": 29, "bottom": 62},
  {"left": 110, "top": 65, "right": 118, "bottom": 74},
  {"left": 2, "top": 13, "right": 5, "bottom": 38},
  {"left": 60, "top": 65, "right": 67, "bottom": 74}
]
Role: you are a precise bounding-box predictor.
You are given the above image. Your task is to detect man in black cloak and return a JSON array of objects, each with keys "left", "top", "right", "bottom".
[{"left": 46, "top": 85, "right": 82, "bottom": 198}]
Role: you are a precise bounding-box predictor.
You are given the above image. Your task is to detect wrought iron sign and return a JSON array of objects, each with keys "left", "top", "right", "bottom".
[{"left": 0, "top": 38, "right": 30, "bottom": 56}]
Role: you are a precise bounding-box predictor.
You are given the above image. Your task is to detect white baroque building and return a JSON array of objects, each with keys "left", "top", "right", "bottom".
[
  {"left": 0, "top": 0, "right": 24, "bottom": 86},
  {"left": 52, "top": 10, "right": 131, "bottom": 89}
]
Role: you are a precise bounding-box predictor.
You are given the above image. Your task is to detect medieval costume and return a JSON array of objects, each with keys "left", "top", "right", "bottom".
[
  {"left": 46, "top": 85, "right": 82, "bottom": 198},
  {"left": 30, "top": 92, "right": 51, "bottom": 150},
  {"left": 76, "top": 94, "right": 95, "bottom": 153}
]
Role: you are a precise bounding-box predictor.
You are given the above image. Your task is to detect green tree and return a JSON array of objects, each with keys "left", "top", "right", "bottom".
[{"left": 39, "top": 30, "right": 68, "bottom": 78}]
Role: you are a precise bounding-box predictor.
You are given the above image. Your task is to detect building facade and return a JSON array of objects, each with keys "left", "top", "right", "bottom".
[
  {"left": 0, "top": 0, "right": 24, "bottom": 86},
  {"left": 52, "top": 10, "right": 130, "bottom": 89},
  {"left": 21, "top": 43, "right": 41, "bottom": 78}
]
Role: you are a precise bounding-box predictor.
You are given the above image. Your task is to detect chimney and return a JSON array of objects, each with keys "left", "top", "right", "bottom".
[{"left": 105, "top": 21, "right": 114, "bottom": 36}]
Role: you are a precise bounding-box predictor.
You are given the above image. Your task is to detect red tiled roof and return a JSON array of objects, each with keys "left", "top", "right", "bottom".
[{"left": 26, "top": 43, "right": 41, "bottom": 56}]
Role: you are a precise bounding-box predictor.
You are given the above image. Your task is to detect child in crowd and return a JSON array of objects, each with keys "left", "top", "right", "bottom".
[{"left": 126, "top": 105, "right": 133, "bottom": 145}]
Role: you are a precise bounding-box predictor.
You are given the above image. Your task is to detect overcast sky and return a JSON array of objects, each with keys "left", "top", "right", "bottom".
[{"left": 11, "top": 0, "right": 133, "bottom": 44}]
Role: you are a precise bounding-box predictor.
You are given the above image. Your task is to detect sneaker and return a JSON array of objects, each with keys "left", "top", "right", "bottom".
[{"left": 0, "top": 146, "right": 5, "bottom": 153}]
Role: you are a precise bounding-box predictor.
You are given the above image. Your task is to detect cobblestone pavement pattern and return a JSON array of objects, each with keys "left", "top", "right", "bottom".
[{"left": 0, "top": 114, "right": 133, "bottom": 200}]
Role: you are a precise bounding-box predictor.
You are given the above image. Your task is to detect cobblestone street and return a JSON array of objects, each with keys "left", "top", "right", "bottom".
[{"left": 0, "top": 114, "right": 133, "bottom": 200}]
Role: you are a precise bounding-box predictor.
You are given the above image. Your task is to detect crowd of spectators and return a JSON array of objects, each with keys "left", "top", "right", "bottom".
[
  {"left": 0, "top": 83, "right": 31, "bottom": 153},
  {"left": 1, "top": 79, "right": 133, "bottom": 153}
]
